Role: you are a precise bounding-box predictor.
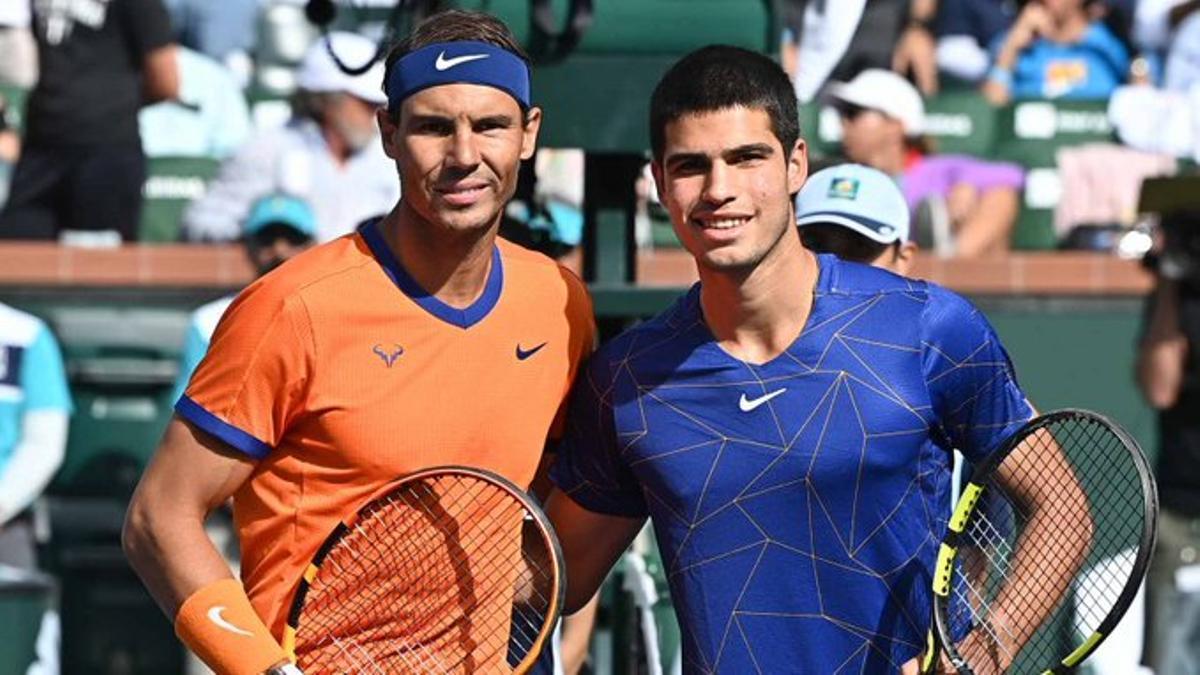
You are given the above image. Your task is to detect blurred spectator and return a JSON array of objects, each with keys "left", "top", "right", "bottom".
[
  {"left": 983, "top": 0, "right": 1130, "bottom": 104},
  {"left": 0, "top": 0, "right": 38, "bottom": 88},
  {"left": 182, "top": 32, "right": 399, "bottom": 243},
  {"left": 139, "top": 46, "right": 252, "bottom": 159},
  {"left": 1136, "top": 264, "right": 1200, "bottom": 673},
  {"left": 781, "top": 0, "right": 868, "bottom": 103},
  {"left": 827, "top": 0, "right": 911, "bottom": 90},
  {"left": 1162, "top": 5, "right": 1200, "bottom": 91},
  {"left": 936, "top": 0, "right": 1020, "bottom": 83},
  {"left": 796, "top": 163, "right": 918, "bottom": 274},
  {"left": 0, "top": 302, "right": 71, "bottom": 569},
  {"left": 162, "top": 0, "right": 257, "bottom": 77},
  {"left": 830, "top": 69, "right": 1024, "bottom": 257},
  {"left": 892, "top": 0, "right": 940, "bottom": 94},
  {"left": 0, "top": 94, "right": 20, "bottom": 210},
  {"left": 1134, "top": 0, "right": 1200, "bottom": 66},
  {"left": 171, "top": 194, "right": 317, "bottom": 404},
  {"left": 0, "top": 0, "right": 178, "bottom": 242}
]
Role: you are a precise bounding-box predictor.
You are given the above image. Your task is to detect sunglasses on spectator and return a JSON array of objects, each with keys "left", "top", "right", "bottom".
[{"left": 836, "top": 103, "right": 873, "bottom": 121}]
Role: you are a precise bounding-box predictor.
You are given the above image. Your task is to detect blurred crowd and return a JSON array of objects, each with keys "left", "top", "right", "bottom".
[{"left": 0, "top": 0, "right": 1193, "bottom": 257}]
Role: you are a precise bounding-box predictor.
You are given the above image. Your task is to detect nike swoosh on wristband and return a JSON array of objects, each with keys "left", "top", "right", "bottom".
[
  {"left": 738, "top": 388, "right": 787, "bottom": 412},
  {"left": 206, "top": 606, "right": 254, "bottom": 637},
  {"left": 434, "top": 51, "right": 490, "bottom": 71}
]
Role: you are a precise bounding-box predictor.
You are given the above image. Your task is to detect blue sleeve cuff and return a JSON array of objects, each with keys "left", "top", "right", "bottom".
[{"left": 175, "top": 395, "right": 272, "bottom": 460}]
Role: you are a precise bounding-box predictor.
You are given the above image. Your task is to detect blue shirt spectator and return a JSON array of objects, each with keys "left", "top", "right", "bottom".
[
  {"left": 996, "top": 22, "right": 1129, "bottom": 98},
  {"left": 140, "top": 46, "right": 252, "bottom": 159},
  {"left": 162, "top": 0, "right": 257, "bottom": 63},
  {"left": 984, "top": 1, "right": 1129, "bottom": 104},
  {"left": 0, "top": 303, "right": 72, "bottom": 569}
]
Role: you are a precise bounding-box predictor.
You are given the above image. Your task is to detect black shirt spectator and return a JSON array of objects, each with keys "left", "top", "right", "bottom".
[
  {"left": 1143, "top": 285, "right": 1200, "bottom": 517},
  {"left": 0, "top": 0, "right": 177, "bottom": 241}
]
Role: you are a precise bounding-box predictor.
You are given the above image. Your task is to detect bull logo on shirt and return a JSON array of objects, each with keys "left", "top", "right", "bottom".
[{"left": 372, "top": 343, "right": 404, "bottom": 368}]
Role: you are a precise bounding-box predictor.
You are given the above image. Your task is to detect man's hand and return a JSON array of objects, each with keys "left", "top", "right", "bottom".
[{"left": 1003, "top": 4, "right": 1052, "bottom": 58}]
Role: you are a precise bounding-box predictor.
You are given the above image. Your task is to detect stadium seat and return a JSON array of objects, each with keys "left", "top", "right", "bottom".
[
  {"left": 43, "top": 305, "right": 187, "bottom": 496},
  {"left": 924, "top": 91, "right": 1000, "bottom": 158},
  {"left": 994, "top": 100, "right": 1115, "bottom": 250},
  {"left": 0, "top": 82, "right": 28, "bottom": 133},
  {"left": 139, "top": 156, "right": 221, "bottom": 243}
]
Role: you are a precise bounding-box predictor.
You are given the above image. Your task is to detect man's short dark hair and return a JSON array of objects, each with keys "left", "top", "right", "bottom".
[
  {"left": 799, "top": 223, "right": 897, "bottom": 265},
  {"left": 382, "top": 10, "right": 531, "bottom": 119},
  {"left": 650, "top": 45, "right": 800, "bottom": 161}
]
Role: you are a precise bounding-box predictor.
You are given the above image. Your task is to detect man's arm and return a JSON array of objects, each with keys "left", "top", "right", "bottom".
[
  {"left": 952, "top": 185, "right": 1019, "bottom": 258},
  {"left": 123, "top": 417, "right": 254, "bottom": 617},
  {"left": 560, "top": 591, "right": 601, "bottom": 674},
  {"left": 124, "top": 418, "right": 292, "bottom": 674},
  {"left": 894, "top": 0, "right": 940, "bottom": 94},
  {"left": 142, "top": 44, "right": 180, "bottom": 105},
  {"left": 0, "top": 410, "right": 68, "bottom": 525},
  {"left": 1136, "top": 279, "right": 1188, "bottom": 410},
  {"left": 987, "top": 428, "right": 1092, "bottom": 668},
  {"left": 545, "top": 488, "right": 645, "bottom": 614}
]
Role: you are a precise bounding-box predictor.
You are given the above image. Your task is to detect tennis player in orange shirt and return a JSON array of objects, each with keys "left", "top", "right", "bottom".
[{"left": 122, "top": 10, "right": 594, "bottom": 675}]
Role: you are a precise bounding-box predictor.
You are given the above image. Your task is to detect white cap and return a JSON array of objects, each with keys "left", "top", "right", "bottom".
[
  {"left": 296, "top": 32, "right": 387, "bottom": 105},
  {"left": 827, "top": 69, "right": 925, "bottom": 137},
  {"left": 796, "top": 163, "right": 911, "bottom": 244}
]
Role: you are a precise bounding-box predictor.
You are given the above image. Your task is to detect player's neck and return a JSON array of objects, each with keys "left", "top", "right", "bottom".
[
  {"left": 698, "top": 228, "right": 818, "bottom": 365},
  {"left": 379, "top": 206, "right": 500, "bottom": 309}
]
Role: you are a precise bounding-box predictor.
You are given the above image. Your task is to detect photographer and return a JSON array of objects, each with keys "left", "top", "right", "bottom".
[{"left": 1136, "top": 211, "right": 1200, "bottom": 673}]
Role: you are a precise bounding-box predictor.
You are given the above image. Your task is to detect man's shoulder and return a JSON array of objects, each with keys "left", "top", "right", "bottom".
[
  {"left": 498, "top": 239, "right": 590, "bottom": 298},
  {"left": 237, "top": 234, "right": 374, "bottom": 311},
  {"left": 588, "top": 287, "right": 700, "bottom": 373},
  {"left": 820, "top": 255, "right": 928, "bottom": 299},
  {"left": 0, "top": 303, "right": 46, "bottom": 347}
]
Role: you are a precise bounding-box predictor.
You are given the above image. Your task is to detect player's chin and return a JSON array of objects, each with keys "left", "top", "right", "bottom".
[{"left": 433, "top": 204, "right": 503, "bottom": 233}]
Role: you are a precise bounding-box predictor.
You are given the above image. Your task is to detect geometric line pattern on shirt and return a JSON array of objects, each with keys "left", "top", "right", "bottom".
[{"left": 557, "top": 261, "right": 1033, "bottom": 674}]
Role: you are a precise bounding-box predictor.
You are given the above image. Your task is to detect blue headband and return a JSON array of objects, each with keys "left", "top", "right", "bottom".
[{"left": 386, "top": 41, "right": 531, "bottom": 110}]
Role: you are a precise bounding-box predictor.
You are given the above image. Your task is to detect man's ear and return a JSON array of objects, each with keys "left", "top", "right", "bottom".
[
  {"left": 787, "top": 138, "right": 809, "bottom": 196},
  {"left": 377, "top": 108, "right": 399, "bottom": 160},
  {"left": 895, "top": 241, "right": 918, "bottom": 276},
  {"left": 521, "top": 106, "right": 543, "bottom": 161}
]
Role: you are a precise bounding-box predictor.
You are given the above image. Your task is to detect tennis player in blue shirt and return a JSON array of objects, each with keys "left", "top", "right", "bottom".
[{"left": 546, "top": 46, "right": 1046, "bottom": 673}]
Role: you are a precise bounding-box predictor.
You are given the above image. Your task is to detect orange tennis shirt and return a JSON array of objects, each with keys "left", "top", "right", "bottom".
[{"left": 176, "top": 219, "right": 595, "bottom": 638}]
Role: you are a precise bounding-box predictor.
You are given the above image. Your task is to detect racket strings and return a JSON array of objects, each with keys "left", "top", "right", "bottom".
[
  {"left": 293, "top": 473, "right": 559, "bottom": 673},
  {"left": 946, "top": 415, "right": 1149, "bottom": 672}
]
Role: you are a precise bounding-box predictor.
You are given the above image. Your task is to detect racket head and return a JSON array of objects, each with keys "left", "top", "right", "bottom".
[
  {"left": 930, "top": 409, "right": 1157, "bottom": 674},
  {"left": 282, "top": 466, "right": 565, "bottom": 673}
]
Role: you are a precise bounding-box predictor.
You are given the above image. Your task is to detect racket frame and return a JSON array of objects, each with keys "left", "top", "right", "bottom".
[
  {"left": 925, "top": 409, "right": 1158, "bottom": 675},
  {"left": 280, "top": 465, "right": 567, "bottom": 673}
]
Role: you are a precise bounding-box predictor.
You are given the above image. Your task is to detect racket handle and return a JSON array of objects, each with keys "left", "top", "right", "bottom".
[{"left": 263, "top": 661, "right": 304, "bottom": 675}]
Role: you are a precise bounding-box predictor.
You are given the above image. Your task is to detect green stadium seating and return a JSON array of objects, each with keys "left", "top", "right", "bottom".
[
  {"left": 41, "top": 305, "right": 187, "bottom": 497},
  {"left": 0, "top": 82, "right": 28, "bottom": 134},
  {"left": 994, "top": 100, "right": 1115, "bottom": 250},
  {"left": 139, "top": 156, "right": 221, "bottom": 243},
  {"left": 924, "top": 91, "right": 1000, "bottom": 158}
]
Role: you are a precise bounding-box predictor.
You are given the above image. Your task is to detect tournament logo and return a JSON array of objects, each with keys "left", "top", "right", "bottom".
[
  {"left": 828, "top": 177, "right": 860, "bottom": 201},
  {"left": 372, "top": 343, "right": 404, "bottom": 368}
]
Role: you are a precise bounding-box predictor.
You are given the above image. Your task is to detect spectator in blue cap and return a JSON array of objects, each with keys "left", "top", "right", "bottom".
[{"left": 796, "top": 163, "right": 918, "bottom": 275}]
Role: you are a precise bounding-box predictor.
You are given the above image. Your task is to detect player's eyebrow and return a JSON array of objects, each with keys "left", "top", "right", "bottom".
[
  {"left": 664, "top": 143, "right": 776, "bottom": 170},
  {"left": 722, "top": 143, "right": 775, "bottom": 160}
]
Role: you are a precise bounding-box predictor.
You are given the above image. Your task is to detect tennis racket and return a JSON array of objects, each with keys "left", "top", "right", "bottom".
[
  {"left": 921, "top": 409, "right": 1157, "bottom": 674},
  {"left": 281, "top": 466, "right": 565, "bottom": 673}
]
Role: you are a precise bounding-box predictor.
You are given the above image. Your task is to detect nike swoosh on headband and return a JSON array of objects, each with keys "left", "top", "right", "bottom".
[{"left": 435, "top": 51, "right": 490, "bottom": 71}]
